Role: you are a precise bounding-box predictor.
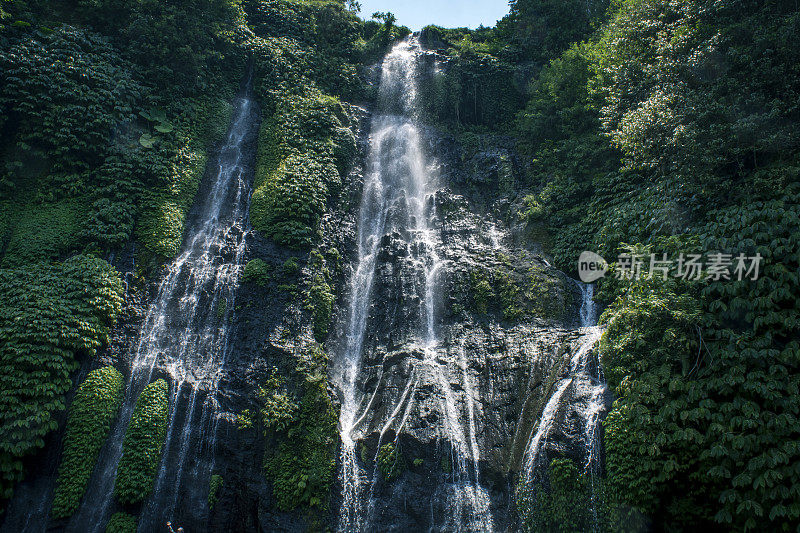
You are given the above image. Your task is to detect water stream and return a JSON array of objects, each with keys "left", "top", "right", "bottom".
[
  {"left": 519, "top": 282, "right": 607, "bottom": 527},
  {"left": 67, "top": 93, "right": 259, "bottom": 533},
  {"left": 335, "top": 37, "right": 493, "bottom": 532}
]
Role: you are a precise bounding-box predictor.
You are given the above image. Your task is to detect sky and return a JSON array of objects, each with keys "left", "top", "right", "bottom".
[{"left": 356, "top": 0, "right": 511, "bottom": 31}]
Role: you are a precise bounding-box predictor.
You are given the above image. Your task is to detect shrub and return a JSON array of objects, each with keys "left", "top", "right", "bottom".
[
  {"left": 249, "top": 90, "right": 354, "bottom": 249},
  {"left": 251, "top": 152, "right": 331, "bottom": 248},
  {"left": 600, "top": 273, "right": 711, "bottom": 528},
  {"left": 469, "top": 270, "right": 494, "bottom": 315},
  {"left": 208, "top": 474, "right": 223, "bottom": 510},
  {"left": 281, "top": 257, "right": 301, "bottom": 276},
  {"left": 0, "top": 26, "right": 141, "bottom": 187},
  {"left": 114, "top": 379, "right": 169, "bottom": 505},
  {"left": 0, "top": 200, "right": 82, "bottom": 267},
  {"left": 242, "top": 259, "right": 272, "bottom": 287},
  {"left": 264, "top": 381, "right": 338, "bottom": 511},
  {"left": 307, "top": 276, "right": 334, "bottom": 342},
  {"left": 377, "top": 443, "right": 405, "bottom": 482},
  {"left": 105, "top": 512, "right": 137, "bottom": 533},
  {"left": 258, "top": 372, "right": 298, "bottom": 433},
  {"left": 305, "top": 251, "right": 334, "bottom": 342},
  {"left": 51, "top": 366, "right": 125, "bottom": 519},
  {"left": 517, "top": 458, "right": 618, "bottom": 532},
  {"left": 0, "top": 255, "right": 122, "bottom": 500},
  {"left": 136, "top": 97, "right": 234, "bottom": 261}
]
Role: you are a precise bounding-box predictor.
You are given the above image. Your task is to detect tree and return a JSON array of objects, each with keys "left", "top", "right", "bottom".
[{"left": 372, "top": 11, "right": 396, "bottom": 28}]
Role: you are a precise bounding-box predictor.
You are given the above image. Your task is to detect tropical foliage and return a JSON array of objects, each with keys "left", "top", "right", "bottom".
[
  {"left": 258, "top": 345, "right": 338, "bottom": 513},
  {"left": 0, "top": 0, "right": 797, "bottom": 529},
  {"left": 517, "top": 458, "right": 618, "bottom": 533},
  {"left": 208, "top": 474, "right": 223, "bottom": 510},
  {"left": 0, "top": 256, "right": 122, "bottom": 501},
  {"left": 52, "top": 366, "right": 125, "bottom": 519},
  {"left": 502, "top": 0, "right": 800, "bottom": 530},
  {"left": 114, "top": 379, "right": 169, "bottom": 505},
  {"left": 105, "top": 512, "right": 137, "bottom": 533},
  {"left": 377, "top": 442, "right": 405, "bottom": 482}
]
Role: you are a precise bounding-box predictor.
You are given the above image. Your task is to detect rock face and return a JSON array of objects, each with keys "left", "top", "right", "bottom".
[
  {"left": 324, "top": 117, "right": 598, "bottom": 530},
  {"left": 0, "top": 39, "right": 607, "bottom": 533}
]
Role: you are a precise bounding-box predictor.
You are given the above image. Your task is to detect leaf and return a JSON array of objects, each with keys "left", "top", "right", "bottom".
[
  {"left": 154, "top": 121, "right": 173, "bottom": 133},
  {"left": 139, "top": 133, "right": 156, "bottom": 148}
]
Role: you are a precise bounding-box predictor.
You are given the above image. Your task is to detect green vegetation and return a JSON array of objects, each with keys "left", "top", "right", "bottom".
[
  {"left": 258, "top": 371, "right": 298, "bottom": 433},
  {"left": 418, "top": 0, "right": 800, "bottom": 530},
  {"left": 135, "top": 96, "right": 234, "bottom": 260},
  {"left": 599, "top": 270, "right": 709, "bottom": 527},
  {"left": 0, "top": 256, "right": 122, "bottom": 500},
  {"left": 2, "top": 0, "right": 797, "bottom": 528},
  {"left": 105, "top": 512, "right": 137, "bottom": 533},
  {"left": 281, "top": 257, "right": 301, "bottom": 277},
  {"left": 243, "top": 0, "right": 394, "bottom": 249},
  {"left": 305, "top": 250, "right": 335, "bottom": 342},
  {"left": 416, "top": 30, "right": 523, "bottom": 130},
  {"left": 0, "top": 25, "right": 142, "bottom": 259},
  {"left": 361, "top": 11, "right": 411, "bottom": 63},
  {"left": 377, "top": 442, "right": 404, "bottom": 482},
  {"left": 264, "top": 382, "right": 338, "bottom": 511},
  {"left": 0, "top": 0, "right": 398, "bottom": 518},
  {"left": 0, "top": 19, "right": 239, "bottom": 262},
  {"left": 497, "top": 0, "right": 800, "bottom": 530},
  {"left": 114, "top": 379, "right": 169, "bottom": 505},
  {"left": 260, "top": 345, "right": 338, "bottom": 512},
  {"left": 208, "top": 474, "right": 223, "bottom": 510},
  {"left": 468, "top": 260, "right": 567, "bottom": 321},
  {"left": 249, "top": 95, "right": 353, "bottom": 249},
  {"left": 517, "top": 458, "right": 619, "bottom": 533},
  {"left": 1, "top": 201, "right": 83, "bottom": 268},
  {"left": 440, "top": 455, "right": 452, "bottom": 475},
  {"left": 52, "top": 366, "right": 125, "bottom": 519},
  {"left": 242, "top": 258, "right": 273, "bottom": 287}
]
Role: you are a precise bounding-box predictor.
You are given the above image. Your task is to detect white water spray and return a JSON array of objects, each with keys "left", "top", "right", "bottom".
[
  {"left": 68, "top": 95, "right": 258, "bottom": 533},
  {"left": 519, "top": 282, "right": 606, "bottom": 527},
  {"left": 336, "top": 38, "right": 493, "bottom": 532}
]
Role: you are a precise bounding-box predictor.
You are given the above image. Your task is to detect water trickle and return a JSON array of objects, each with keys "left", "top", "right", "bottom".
[
  {"left": 335, "top": 37, "right": 493, "bottom": 532},
  {"left": 67, "top": 94, "right": 259, "bottom": 533},
  {"left": 519, "top": 281, "right": 607, "bottom": 527}
]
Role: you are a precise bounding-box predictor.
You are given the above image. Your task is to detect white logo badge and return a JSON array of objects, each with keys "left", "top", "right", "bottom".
[{"left": 578, "top": 251, "right": 608, "bottom": 283}]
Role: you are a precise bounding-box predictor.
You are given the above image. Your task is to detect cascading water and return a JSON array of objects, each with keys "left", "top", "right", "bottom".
[
  {"left": 335, "top": 37, "right": 493, "bottom": 532},
  {"left": 518, "top": 282, "right": 606, "bottom": 528},
  {"left": 67, "top": 92, "right": 259, "bottom": 533}
]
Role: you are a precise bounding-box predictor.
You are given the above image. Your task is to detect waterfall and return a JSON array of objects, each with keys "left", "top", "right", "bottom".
[
  {"left": 335, "top": 37, "right": 493, "bottom": 532},
  {"left": 518, "top": 282, "right": 606, "bottom": 527},
  {"left": 66, "top": 94, "right": 259, "bottom": 533}
]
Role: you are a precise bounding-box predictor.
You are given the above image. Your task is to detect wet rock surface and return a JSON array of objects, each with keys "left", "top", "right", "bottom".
[
  {"left": 0, "top": 57, "right": 606, "bottom": 533},
  {"left": 323, "top": 112, "right": 600, "bottom": 530}
]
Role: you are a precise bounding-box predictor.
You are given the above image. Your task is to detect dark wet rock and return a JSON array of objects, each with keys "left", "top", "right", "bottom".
[{"left": 1, "top": 64, "right": 605, "bottom": 533}]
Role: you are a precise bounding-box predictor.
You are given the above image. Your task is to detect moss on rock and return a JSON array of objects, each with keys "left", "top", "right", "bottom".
[
  {"left": 52, "top": 366, "right": 125, "bottom": 519},
  {"left": 113, "top": 379, "right": 169, "bottom": 505},
  {"left": 105, "top": 512, "right": 137, "bottom": 533},
  {"left": 377, "top": 442, "right": 405, "bottom": 482}
]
